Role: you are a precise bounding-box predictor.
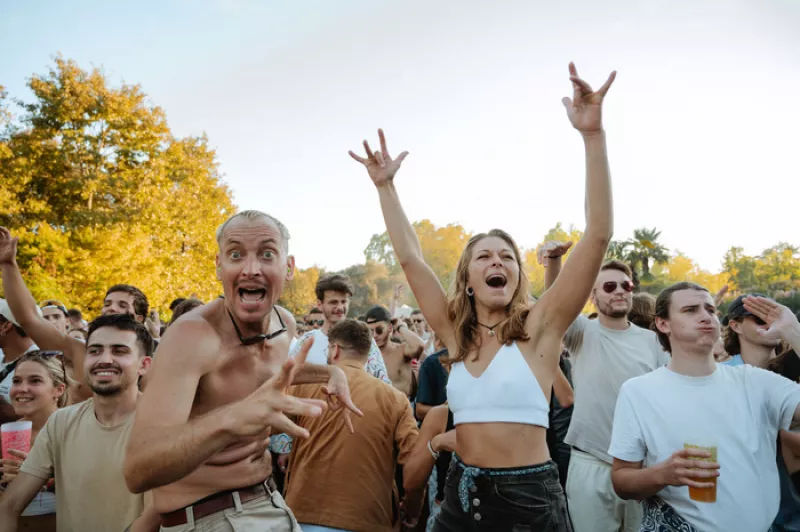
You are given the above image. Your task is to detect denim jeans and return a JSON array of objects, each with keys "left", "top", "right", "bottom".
[{"left": 432, "top": 456, "right": 572, "bottom": 532}]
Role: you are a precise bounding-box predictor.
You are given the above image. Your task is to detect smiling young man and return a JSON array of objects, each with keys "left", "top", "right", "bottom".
[
  {"left": 560, "top": 259, "right": 669, "bottom": 532},
  {"left": 0, "top": 313, "right": 158, "bottom": 532},
  {"left": 609, "top": 283, "right": 800, "bottom": 531},
  {"left": 0, "top": 227, "right": 149, "bottom": 403},
  {"left": 289, "top": 274, "right": 391, "bottom": 383},
  {"left": 123, "top": 210, "right": 361, "bottom": 532}
]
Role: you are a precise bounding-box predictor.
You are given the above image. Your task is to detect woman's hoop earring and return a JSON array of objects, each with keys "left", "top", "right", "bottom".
[{"left": 466, "top": 287, "right": 474, "bottom": 297}]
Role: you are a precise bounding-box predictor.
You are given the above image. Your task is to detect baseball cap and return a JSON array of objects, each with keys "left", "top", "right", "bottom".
[
  {"left": 0, "top": 299, "right": 21, "bottom": 326},
  {"left": 365, "top": 305, "right": 392, "bottom": 324},
  {"left": 722, "top": 293, "right": 766, "bottom": 326}
]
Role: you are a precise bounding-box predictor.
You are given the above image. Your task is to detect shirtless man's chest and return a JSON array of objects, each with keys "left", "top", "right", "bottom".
[
  {"left": 382, "top": 344, "right": 413, "bottom": 398},
  {"left": 153, "top": 305, "right": 292, "bottom": 513}
]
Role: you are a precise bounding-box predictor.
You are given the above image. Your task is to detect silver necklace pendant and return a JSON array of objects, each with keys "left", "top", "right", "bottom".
[{"left": 488, "top": 329, "right": 495, "bottom": 336}]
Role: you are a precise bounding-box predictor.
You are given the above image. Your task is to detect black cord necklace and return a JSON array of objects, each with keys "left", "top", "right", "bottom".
[{"left": 477, "top": 321, "right": 502, "bottom": 336}]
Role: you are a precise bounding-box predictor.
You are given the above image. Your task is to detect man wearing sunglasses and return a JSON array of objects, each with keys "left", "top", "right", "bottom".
[
  {"left": 365, "top": 305, "right": 424, "bottom": 399},
  {"left": 304, "top": 308, "right": 324, "bottom": 330},
  {"left": 721, "top": 294, "right": 781, "bottom": 368},
  {"left": 557, "top": 259, "right": 669, "bottom": 532},
  {"left": 124, "top": 210, "right": 361, "bottom": 532}
]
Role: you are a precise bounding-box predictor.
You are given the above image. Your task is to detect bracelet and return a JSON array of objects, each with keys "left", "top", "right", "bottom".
[
  {"left": 403, "top": 518, "right": 419, "bottom": 528},
  {"left": 427, "top": 439, "right": 440, "bottom": 460}
]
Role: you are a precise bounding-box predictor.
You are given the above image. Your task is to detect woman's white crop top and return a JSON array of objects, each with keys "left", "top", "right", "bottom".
[{"left": 446, "top": 342, "right": 550, "bottom": 427}]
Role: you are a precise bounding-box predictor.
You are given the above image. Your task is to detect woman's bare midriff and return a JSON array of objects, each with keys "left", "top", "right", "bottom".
[
  {"left": 153, "top": 450, "right": 273, "bottom": 514},
  {"left": 456, "top": 423, "right": 551, "bottom": 469}
]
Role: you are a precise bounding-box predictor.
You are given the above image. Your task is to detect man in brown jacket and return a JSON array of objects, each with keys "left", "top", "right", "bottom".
[{"left": 285, "top": 319, "right": 422, "bottom": 532}]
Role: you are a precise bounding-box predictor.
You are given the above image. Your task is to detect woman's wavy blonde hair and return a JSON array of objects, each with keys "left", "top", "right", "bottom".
[
  {"left": 15, "top": 351, "right": 70, "bottom": 408},
  {"left": 445, "top": 229, "right": 531, "bottom": 365}
]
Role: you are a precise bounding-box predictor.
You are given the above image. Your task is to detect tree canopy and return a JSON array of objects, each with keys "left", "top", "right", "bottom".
[{"left": 0, "top": 57, "right": 235, "bottom": 316}]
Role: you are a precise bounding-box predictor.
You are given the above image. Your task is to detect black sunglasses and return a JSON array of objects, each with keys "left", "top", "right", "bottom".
[
  {"left": 227, "top": 307, "right": 287, "bottom": 346},
  {"left": 306, "top": 319, "right": 324, "bottom": 326},
  {"left": 602, "top": 281, "right": 635, "bottom": 294},
  {"left": 412, "top": 318, "right": 425, "bottom": 324}
]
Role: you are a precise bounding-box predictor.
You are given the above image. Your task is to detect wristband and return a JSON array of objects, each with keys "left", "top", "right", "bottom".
[{"left": 427, "top": 439, "right": 440, "bottom": 460}]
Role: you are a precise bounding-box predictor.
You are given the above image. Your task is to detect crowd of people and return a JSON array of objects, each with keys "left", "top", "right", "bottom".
[{"left": 0, "top": 62, "right": 799, "bottom": 532}]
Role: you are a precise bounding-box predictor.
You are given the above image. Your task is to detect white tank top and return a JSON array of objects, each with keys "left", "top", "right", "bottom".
[{"left": 447, "top": 342, "right": 550, "bottom": 427}]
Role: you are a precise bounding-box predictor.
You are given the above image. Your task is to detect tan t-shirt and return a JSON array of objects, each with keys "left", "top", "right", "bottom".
[{"left": 20, "top": 398, "right": 143, "bottom": 532}]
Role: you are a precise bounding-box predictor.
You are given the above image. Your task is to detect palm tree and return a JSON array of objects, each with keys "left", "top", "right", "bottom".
[{"left": 628, "top": 228, "right": 670, "bottom": 280}]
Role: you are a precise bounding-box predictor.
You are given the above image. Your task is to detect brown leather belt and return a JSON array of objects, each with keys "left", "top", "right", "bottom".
[{"left": 160, "top": 477, "right": 277, "bottom": 527}]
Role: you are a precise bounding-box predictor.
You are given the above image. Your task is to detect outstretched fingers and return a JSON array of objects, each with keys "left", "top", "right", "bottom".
[
  {"left": 378, "top": 128, "right": 390, "bottom": 159},
  {"left": 348, "top": 150, "right": 367, "bottom": 164},
  {"left": 293, "top": 335, "right": 315, "bottom": 366},
  {"left": 596, "top": 71, "right": 617, "bottom": 97}
]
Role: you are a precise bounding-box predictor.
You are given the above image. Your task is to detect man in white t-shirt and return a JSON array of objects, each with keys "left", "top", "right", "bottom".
[
  {"left": 560, "top": 260, "right": 668, "bottom": 532},
  {"left": 609, "top": 283, "right": 800, "bottom": 532},
  {"left": 288, "top": 273, "right": 390, "bottom": 384},
  {"left": 0, "top": 299, "right": 39, "bottom": 423}
]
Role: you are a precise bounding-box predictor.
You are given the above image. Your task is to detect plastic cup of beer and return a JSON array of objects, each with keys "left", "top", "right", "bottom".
[
  {"left": 683, "top": 442, "right": 717, "bottom": 503},
  {"left": 1, "top": 420, "right": 33, "bottom": 460}
]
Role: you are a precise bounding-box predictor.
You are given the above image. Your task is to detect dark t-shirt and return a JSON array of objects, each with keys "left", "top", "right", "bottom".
[{"left": 416, "top": 349, "right": 448, "bottom": 407}]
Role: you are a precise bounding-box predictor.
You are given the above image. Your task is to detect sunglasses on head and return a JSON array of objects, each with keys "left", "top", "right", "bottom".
[
  {"left": 20, "top": 350, "right": 67, "bottom": 382},
  {"left": 601, "top": 281, "right": 635, "bottom": 294}
]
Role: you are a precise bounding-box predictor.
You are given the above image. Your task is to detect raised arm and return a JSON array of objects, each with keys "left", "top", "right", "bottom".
[
  {"left": 395, "top": 320, "right": 425, "bottom": 359},
  {"left": 532, "top": 64, "right": 615, "bottom": 338},
  {"left": 539, "top": 240, "right": 573, "bottom": 291},
  {"left": 350, "top": 131, "right": 454, "bottom": 346},
  {"left": 124, "top": 319, "right": 326, "bottom": 493},
  {"left": 0, "top": 228, "right": 86, "bottom": 375}
]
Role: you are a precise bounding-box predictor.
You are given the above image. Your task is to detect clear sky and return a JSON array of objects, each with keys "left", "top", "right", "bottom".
[{"left": 2, "top": 0, "right": 798, "bottom": 273}]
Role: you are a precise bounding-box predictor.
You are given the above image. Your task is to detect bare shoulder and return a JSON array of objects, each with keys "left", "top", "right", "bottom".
[{"left": 157, "top": 301, "right": 223, "bottom": 372}]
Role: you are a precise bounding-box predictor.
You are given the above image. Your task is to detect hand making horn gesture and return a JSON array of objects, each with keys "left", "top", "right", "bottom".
[
  {"left": 349, "top": 129, "right": 409, "bottom": 187},
  {"left": 562, "top": 62, "right": 617, "bottom": 135}
]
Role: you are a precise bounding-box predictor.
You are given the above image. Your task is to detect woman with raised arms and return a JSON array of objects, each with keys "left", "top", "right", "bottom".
[{"left": 349, "top": 62, "right": 616, "bottom": 531}]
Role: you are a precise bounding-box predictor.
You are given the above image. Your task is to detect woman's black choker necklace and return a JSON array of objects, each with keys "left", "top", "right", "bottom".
[{"left": 477, "top": 321, "right": 502, "bottom": 337}]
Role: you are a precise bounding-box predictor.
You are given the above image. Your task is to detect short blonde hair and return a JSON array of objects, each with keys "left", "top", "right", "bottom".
[{"left": 216, "top": 210, "right": 290, "bottom": 253}]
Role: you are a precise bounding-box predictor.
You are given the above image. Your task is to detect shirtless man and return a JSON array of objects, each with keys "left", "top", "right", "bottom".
[
  {"left": 123, "top": 210, "right": 361, "bottom": 531},
  {"left": 365, "top": 305, "right": 424, "bottom": 399}
]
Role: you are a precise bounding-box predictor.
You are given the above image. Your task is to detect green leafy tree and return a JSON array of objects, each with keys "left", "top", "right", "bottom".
[{"left": 0, "top": 57, "right": 235, "bottom": 315}]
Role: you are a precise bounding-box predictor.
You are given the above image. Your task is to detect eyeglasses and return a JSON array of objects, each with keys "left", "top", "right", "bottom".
[
  {"left": 601, "top": 281, "right": 635, "bottom": 294},
  {"left": 227, "top": 307, "right": 287, "bottom": 346},
  {"left": 306, "top": 319, "right": 324, "bottom": 326}
]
